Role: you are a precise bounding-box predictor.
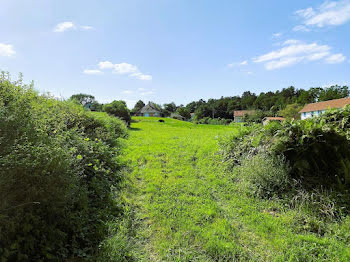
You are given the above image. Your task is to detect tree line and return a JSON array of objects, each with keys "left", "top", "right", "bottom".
[{"left": 70, "top": 85, "right": 349, "bottom": 123}]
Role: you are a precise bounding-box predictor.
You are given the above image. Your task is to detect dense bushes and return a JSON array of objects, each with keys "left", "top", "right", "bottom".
[
  {"left": 0, "top": 75, "right": 128, "bottom": 260},
  {"left": 103, "top": 100, "right": 131, "bottom": 126},
  {"left": 220, "top": 107, "right": 350, "bottom": 217},
  {"left": 234, "top": 154, "right": 291, "bottom": 198},
  {"left": 222, "top": 107, "right": 350, "bottom": 189},
  {"left": 194, "top": 117, "right": 233, "bottom": 125}
]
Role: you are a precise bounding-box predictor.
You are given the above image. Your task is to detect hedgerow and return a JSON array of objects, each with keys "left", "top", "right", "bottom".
[
  {"left": 220, "top": 106, "right": 350, "bottom": 218},
  {"left": 0, "top": 73, "right": 128, "bottom": 261}
]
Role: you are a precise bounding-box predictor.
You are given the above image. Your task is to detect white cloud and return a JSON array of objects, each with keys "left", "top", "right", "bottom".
[
  {"left": 0, "top": 43, "right": 16, "bottom": 57},
  {"left": 98, "top": 61, "right": 115, "bottom": 69},
  {"left": 54, "top": 22, "right": 94, "bottom": 32},
  {"left": 131, "top": 72, "right": 153, "bottom": 80},
  {"left": 253, "top": 40, "right": 346, "bottom": 70},
  {"left": 80, "top": 25, "right": 94, "bottom": 30},
  {"left": 95, "top": 61, "right": 152, "bottom": 80},
  {"left": 140, "top": 91, "right": 155, "bottom": 96},
  {"left": 307, "top": 52, "right": 330, "bottom": 61},
  {"left": 138, "top": 87, "right": 146, "bottom": 91},
  {"left": 295, "top": 1, "right": 350, "bottom": 30},
  {"left": 273, "top": 32, "right": 283, "bottom": 38},
  {"left": 54, "top": 22, "right": 76, "bottom": 32},
  {"left": 282, "top": 39, "right": 302, "bottom": 46},
  {"left": 325, "top": 53, "right": 346, "bottom": 63},
  {"left": 292, "top": 25, "right": 311, "bottom": 32},
  {"left": 122, "top": 90, "right": 133, "bottom": 94},
  {"left": 228, "top": 60, "right": 248, "bottom": 68},
  {"left": 83, "top": 69, "right": 103, "bottom": 75},
  {"left": 265, "top": 57, "right": 302, "bottom": 70},
  {"left": 254, "top": 42, "right": 330, "bottom": 63},
  {"left": 113, "top": 63, "right": 138, "bottom": 74}
]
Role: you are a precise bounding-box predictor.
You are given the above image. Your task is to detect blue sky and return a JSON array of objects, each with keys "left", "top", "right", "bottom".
[{"left": 1, "top": 0, "right": 349, "bottom": 108}]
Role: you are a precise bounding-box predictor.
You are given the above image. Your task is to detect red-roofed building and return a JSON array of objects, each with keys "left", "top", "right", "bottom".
[
  {"left": 262, "top": 117, "right": 286, "bottom": 126},
  {"left": 299, "top": 97, "right": 350, "bottom": 120},
  {"left": 233, "top": 110, "right": 255, "bottom": 122}
]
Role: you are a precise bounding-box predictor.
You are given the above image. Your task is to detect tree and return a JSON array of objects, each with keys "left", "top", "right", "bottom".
[
  {"left": 279, "top": 103, "right": 303, "bottom": 120},
  {"left": 131, "top": 100, "right": 145, "bottom": 114},
  {"left": 194, "top": 104, "right": 211, "bottom": 119},
  {"left": 70, "top": 93, "right": 96, "bottom": 106},
  {"left": 176, "top": 107, "right": 191, "bottom": 119},
  {"left": 318, "top": 86, "right": 349, "bottom": 101},
  {"left": 103, "top": 100, "right": 131, "bottom": 125},
  {"left": 241, "top": 91, "right": 257, "bottom": 109},
  {"left": 163, "top": 102, "right": 177, "bottom": 113}
]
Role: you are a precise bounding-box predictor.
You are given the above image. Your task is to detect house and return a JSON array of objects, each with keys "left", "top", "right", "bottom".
[
  {"left": 233, "top": 110, "right": 255, "bottom": 122},
  {"left": 136, "top": 102, "right": 164, "bottom": 117},
  {"left": 262, "top": 117, "right": 286, "bottom": 126},
  {"left": 299, "top": 97, "right": 350, "bottom": 120},
  {"left": 170, "top": 113, "right": 186, "bottom": 121}
]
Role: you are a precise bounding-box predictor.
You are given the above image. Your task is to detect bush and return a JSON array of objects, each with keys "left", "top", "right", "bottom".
[
  {"left": 103, "top": 100, "right": 131, "bottom": 126},
  {"left": 0, "top": 74, "right": 128, "bottom": 260},
  {"left": 221, "top": 107, "right": 350, "bottom": 190},
  {"left": 195, "top": 117, "right": 232, "bottom": 125},
  {"left": 234, "top": 153, "right": 291, "bottom": 198},
  {"left": 220, "top": 107, "right": 350, "bottom": 218}
]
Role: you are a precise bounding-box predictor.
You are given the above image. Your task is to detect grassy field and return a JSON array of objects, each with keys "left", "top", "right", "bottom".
[{"left": 105, "top": 117, "right": 350, "bottom": 261}]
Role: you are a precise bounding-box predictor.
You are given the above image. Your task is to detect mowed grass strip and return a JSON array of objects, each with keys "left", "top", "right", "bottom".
[{"left": 113, "top": 117, "right": 350, "bottom": 261}]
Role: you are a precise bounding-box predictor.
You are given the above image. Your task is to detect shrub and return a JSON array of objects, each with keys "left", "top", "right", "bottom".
[
  {"left": 220, "top": 106, "right": 350, "bottom": 221},
  {"left": 103, "top": 100, "right": 131, "bottom": 126},
  {"left": 195, "top": 117, "right": 232, "bottom": 125},
  {"left": 221, "top": 107, "right": 350, "bottom": 191},
  {"left": 0, "top": 74, "right": 128, "bottom": 260},
  {"left": 234, "top": 153, "right": 291, "bottom": 198}
]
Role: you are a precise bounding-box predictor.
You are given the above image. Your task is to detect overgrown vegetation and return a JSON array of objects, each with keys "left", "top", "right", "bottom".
[
  {"left": 109, "top": 116, "right": 350, "bottom": 261},
  {"left": 127, "top": 85, "right": 349, "bottom": 124},
  {"left": 220, "top": 106, "right": 350, "bottom": 229},
  {"left": 103, "top": 100, "right": 131, "bottom": 126},
  {"left": 2, "top": 72, "right": 350, "bottom": 261},
  {"left": 0, "top": 74, "right": 128, "bottom": 261}
]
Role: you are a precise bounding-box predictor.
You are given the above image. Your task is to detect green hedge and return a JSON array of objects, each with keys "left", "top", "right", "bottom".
[
  {"left": 0, "top": 75, "right": 128, "bottom": 260},
  {"left": 221, "top": 106, "right": 350, "bottom": 190}
]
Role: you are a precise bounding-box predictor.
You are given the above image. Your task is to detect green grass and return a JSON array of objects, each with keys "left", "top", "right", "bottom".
[{"left": 104, "top": 117, "right": 350, "bottom": 261}]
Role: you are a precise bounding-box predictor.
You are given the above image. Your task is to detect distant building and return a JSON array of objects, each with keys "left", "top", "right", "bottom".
[
  {"left": 170, "top": 113, "right": 185, "bottom": 121},
  {"left": 136, "top": 102, "right": 164, "bottom": 117},
  {"left": 262, "top": 117, "right": 286, "bottom": 126},
  {"left": 299, "top": 97, "right": 350, "bottom": 120},
  {"left": 190, "top": 113, "right": 195, "bottom": 120},
  {"left": 233, "top": 110, "right": 255, "bottom": 122}
]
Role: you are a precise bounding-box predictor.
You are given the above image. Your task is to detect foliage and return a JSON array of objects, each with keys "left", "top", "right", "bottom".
[
  {"left": 242, "top": 110, "right": 269, "bottom": 123},
  {"left": 234, "top": 153, "right": 291, "bottom": 198},
  {"left": 163, "top": 102, "right": 177, "bottom": 114},
  {"left": 0, "top": 74, "right": 128, "bottom": 261},
  {"left": 279, "top": 103, "right": 303, "bottom": 119},
  {"left": 176, "top": 107, "right": 191, "bottom": 119},
  {"left": 112, "top": 116, "right": 350, "bottom": 261},
  {"left": 103, "top": 100, "right": 131, "bottom": 125},
  {"left": 185, "top": 85, "right": 349, "bottom": 121},
  {"left": 222, "top": 107, "right": 350, "bottom": 190},
  {"left": 70, "top": 93, "right": 102, "bottom": 111},
  {"left": 195, "top": 117, "right": 233, "bottom": 125},
  {"left": 131, "top": 100, "right": 145, "bottom": 114}
]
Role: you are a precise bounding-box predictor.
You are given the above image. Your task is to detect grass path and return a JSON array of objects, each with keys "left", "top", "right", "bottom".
[
  {"left": 121, "top": 117, "right": 239, "bottom": 261},
  {"left": 109, "top": 117, "right": 350, "bottom": 261}
]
